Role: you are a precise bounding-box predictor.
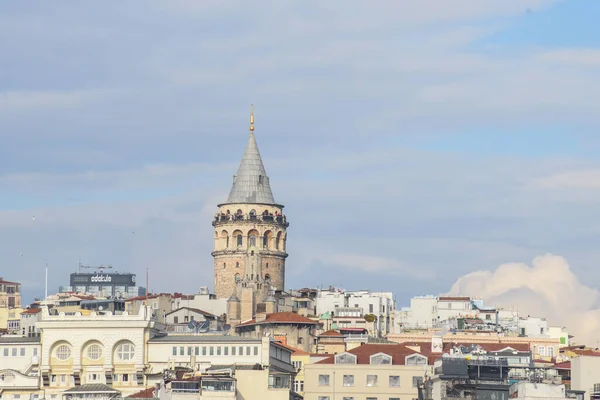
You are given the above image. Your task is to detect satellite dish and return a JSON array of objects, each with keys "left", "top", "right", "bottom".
[
  {"left": 98, "top": 306, "right": 104, "bottom": 311},
  {"left": 187, "top": 321, "right": 196, "bottom": 330},
  {"left": 223, "top": 324, "right": 231, "bottom": 332}
]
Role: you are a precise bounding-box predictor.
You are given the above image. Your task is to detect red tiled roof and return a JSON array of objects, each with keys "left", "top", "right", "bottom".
[
  {"left": 555, "top": 361, "right": 571, "bottom": 369},
  {"left": 21, "top": 308, "right": 41, "bottom": 314},
  {"left": 571, "top": 349, "right": 600, "bottom": 357},
  {"left": 236, "top": 312, "right": 319, "bottom": 327},
  {"left": 127, "top": 387, "right": 156, "bottom": 398},
  {"left": 0, "top": 278, "right": 19, "bottom": 285},
  {"left": 315, "top": 343, "right": 435, "bottom": 365},
  {"left": 438, "top": 296, "right": 471, "bottom": 301},
  {"left": 277, "top": 342, "right": 311, "bottom": 356},
  {"left": 320, "top": 330, "right": 343, "bottom": 337}
]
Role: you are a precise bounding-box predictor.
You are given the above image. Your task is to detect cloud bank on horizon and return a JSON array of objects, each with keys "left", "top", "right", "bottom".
[
  {"left": 1, "top": 0, "right": 600, "bottom": 325},
  {"left": 447, "top": 254, "right": 600, "bottom": 346}
]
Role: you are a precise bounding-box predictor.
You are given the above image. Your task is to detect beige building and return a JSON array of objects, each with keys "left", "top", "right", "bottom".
[
  {"left": 0, "top": 277, "right": 21, "bottom": 309},
  {"left": 235, "top": 311, "right": 321, "bottom": 353},
  {"left": 571, "top": 355, "right": 600, "bottom": 400},
  {"left": 36, "top": 304, "right": 161, "bottom": 397},
  {"left": 0, "top": 336, "right": 41, "bottom": 400},
  {"left": 304, "top": 343, "right": 433, "bottom": 400},
  {"left": 147, "top": 335, "right": 296, "bottom": 400},
  {"left": 212, "top": 108, "right": 289, "bottom": 306}
]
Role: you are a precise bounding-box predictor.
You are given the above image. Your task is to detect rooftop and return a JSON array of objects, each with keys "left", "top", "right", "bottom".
[
  {"left": 21, "top": 308, "right": 42, "bottom": 314},
  {"left": 165, "top": 307, "right": 215, "bottom": 318},
  {"left": 127, "top": 388, "right": 156, "bottom": 399},
  {"left": 236, "top": 312, "right": 319, "bottom": 327},
  {"left": 63, "top": 384, "right": 120, "bottom": 394},
  {"left": 315, "top": 343, "right": 435, "bottom": 365},
  {"left": 0, "top": 278, "right": 20, "bottom": 285},
  {"left": 0, "top": 336, "right": 41, "bottom": 344},
  {"left": 148, "top": 335, "right": 260, "bottom": 343},
  {"left": 319, "top": 330, "right": 343, "bottom": 337}
]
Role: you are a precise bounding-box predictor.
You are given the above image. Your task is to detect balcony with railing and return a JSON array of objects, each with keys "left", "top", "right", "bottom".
[{"left": 213, "top": 212, "right": 288, "bottom": 227}]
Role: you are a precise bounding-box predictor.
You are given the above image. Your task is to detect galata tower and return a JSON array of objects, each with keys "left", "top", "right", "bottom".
[{"left": 212, "top": 106, "right": 289, "bottom": 300}]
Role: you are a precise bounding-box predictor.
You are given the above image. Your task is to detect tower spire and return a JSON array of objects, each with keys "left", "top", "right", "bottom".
[
  {"left": 250, "top": 104, "right": 254, "bottom": 133},
  {"left": 224, "top": 105, "right": 276, "bottom": 205}
]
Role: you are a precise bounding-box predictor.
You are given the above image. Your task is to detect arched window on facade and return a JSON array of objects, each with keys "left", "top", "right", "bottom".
[
  {"left": 237, "top": 234, "right": 242, "bottom": 247},
  {"left": 236, "top": 262, "right": 240, "bottom": 268},
  {"left": 235, "top": 273, "right": 241, "bottom": 283}
]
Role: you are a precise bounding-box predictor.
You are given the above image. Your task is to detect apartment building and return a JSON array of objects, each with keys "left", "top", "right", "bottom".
[
  {"left": 304, "top": 343, "right": 433, "bottom": 400},
  {"left": 0, "top": 336, "right": 42, "bottom": 399}
]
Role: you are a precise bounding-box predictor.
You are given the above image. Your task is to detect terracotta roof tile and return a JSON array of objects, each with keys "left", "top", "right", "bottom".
[
  {"left": 21, "top": 308, "right": 41, "bottom": 314},
  {"left": 0, "top": 278, "right": 19, "bottom": 285},
  {"left": 277, "top": 342, "right": 311, "bottom": 356},
  {"left": 236, "top": 312, "right": 319, "bottom": 327},
  {"left": 555, "top": 361, "right": 571, "bottom": 369},
  {"left": 319, "top": 330, "right": 343, "bottom": 337},
  {"left": 127, "top": 388, "right": 155, "bottom": 398},
  {"left": 315, "top": 343, "right": 435, "bottom": 365},
  {"left": 571, "top": 349, "right": 600, "bottom": 357}
]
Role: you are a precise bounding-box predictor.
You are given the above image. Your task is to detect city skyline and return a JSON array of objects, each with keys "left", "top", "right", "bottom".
[{"left": 2, "top": 1, "right": 600, "bottom": 344}]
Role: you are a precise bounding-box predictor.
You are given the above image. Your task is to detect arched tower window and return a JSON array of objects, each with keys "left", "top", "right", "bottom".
[
  {"left": 248, "top": 229, "right": 259, "bottom": 247},
  {"left": 235, "top": 273, "right": 240, "bottom": 283},
  {"left": 276, "top": 231, "right": 283, "bottom": 250},
  {"left": 223, "top": 262, "right": 226, "bottom": 269},
  {"left": 265, "top": 274, "right": 271, "bottom": 283},
  {"left": 221, "top": 230, "right": 229, "bottom": 249},
  {"left": 263, "top": 230, "right": 272, "bottom": 249},
  {"left": 236, "top": 262, "right": 240, "bottom": 268}
]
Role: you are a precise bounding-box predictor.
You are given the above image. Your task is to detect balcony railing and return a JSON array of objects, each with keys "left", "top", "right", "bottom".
[{"left": 213, "top": 213, "right": 288, "bottom": 226}]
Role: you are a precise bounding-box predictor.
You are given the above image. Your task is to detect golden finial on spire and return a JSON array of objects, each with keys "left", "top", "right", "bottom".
[{"left": 249, "top": 104, "right": 255, "bottom": 132}]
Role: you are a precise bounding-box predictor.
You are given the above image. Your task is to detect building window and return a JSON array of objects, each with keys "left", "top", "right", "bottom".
[
  {"left": 232, "top": 346, "right": 236, "bottom": 355},
  {"left": 538, "top": 346, "right": 546, "bottom": 357},
  {"left": 179, "top": 346, "right": 184, "bottom": 356},
  {"left": 210, "top": 346, "right": 214, "bottom": 356},
  {"left": 55, "top": 344, "right": 72, "bottom": 361},
  {"left": 389, "top": 376, "right": 400, "bottom": 387},
  {"left": 87, "top": 344, "right": 102, "bottom": 361},
  {"left": 202, "top": 346, "right": 207, "bottom": 356},
  {"left": 549, "top": 346, "right": 554, "bottom": 357},
  {"left": 224, "top": 346, "right": 228, "bottom": 356},
  {"left": 223, "top": 262, "right": 226, "bottom": 269},
  {"left": 11, "top": 348, "right": 17, "bottom": 356},
  {"left": 292, "top": 360, "right": 302, "bottom": 369},
  {"left": 367, "top": 398, "right": 378, "bottom": 400},
  {"left": 123, "top": 374, "right": 129, "bottom": 382},
  {"left": 117, "top": 343, "right": 135, "bottom": 361},
  {"left": 236, "top": 262, "right": 240, "bottom": 268},
  {"left": 174, "top": 316, "right": 179, "bottom": 324},
  {"left": 217, "top": 346, "right": 221, "bottom": 356},
  {"left": 246, "top": 346, "right": 251, "bottom": 355},
  {"left": 294, "top": 380, "right": 304, "bottom": 393},
  {"left": 370, "top": 353, "right": 392, "bottom": 364},
  {"left": 188, "top": 347, "right": 193, "bottom": 356},
  {"left": 318, "top": 397, "right": 330, "bottom": 400},
  {"left": 412, "top": 376, "right": 423, "bottom": 387},
  {"left": 343, "top": 374, "right": 354, "bottom": 387},
  {"left": 254, "top": 346, "right": 258, "bottom": 355},
  {"left": 172, "top": 347, "right": 177, "bottom": 356},
  {"left": 343, "top": 398, "right": 354, "bottom": 400},
  {"left": 366, "top": 375, "right": 378, "bottom": 387},
  {"left": 369, "top": 304, "right": 374, "bottom": 313},
  {"left": 237, "top": 235, "right": 242, "bottom": 247},
  {"left": 268, "top": 374, "right": 290, "bottom": 389},
  {"left": 19, "top": 347, "right": 25, "bottom": 356},
  {"left": 249, "top": 235, "right": 257, "bottom": 247},
  {"left": 318, "top": 374, "right": 330, "bottom": 386},
  {"left": 335, "top": 353, "right": 357, "bottom": 364},
  {"left": 239, "top": 346, "right": 243, "bottom": 355},
  {"left": 406, "top": 355, "right": 428, "bottom": 365},
  {"left": 3, "top": 348, "right": 8, "bottom": 356}
]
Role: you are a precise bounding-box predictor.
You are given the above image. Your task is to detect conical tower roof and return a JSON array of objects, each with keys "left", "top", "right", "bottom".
[{"left": 225, "top": 111, "right": 276, "bottom": 204}]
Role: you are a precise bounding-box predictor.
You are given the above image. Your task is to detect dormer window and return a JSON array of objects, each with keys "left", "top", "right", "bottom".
[
  {"left": 370, "top": 353, "right": 392, "bottom": 365},
  {"left": 405, "top": 354, "right": 428, "bottom": 366},
  {"left": 335, "top": 353, "right": 357, "bottom": 364}
]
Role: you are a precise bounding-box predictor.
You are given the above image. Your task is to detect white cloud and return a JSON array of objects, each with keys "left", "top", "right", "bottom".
[
  {"left": 536, "top": 49, "right": 600, "bottom": 66},
  {"left": 536, "top": 169, "right": 600, "bottom": 190},
  {"left": 447, "top": 254, "right": 600, "bottom": 346}
]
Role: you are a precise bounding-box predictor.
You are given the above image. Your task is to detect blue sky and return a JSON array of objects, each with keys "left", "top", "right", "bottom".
[{"left": 2, "top": 1, "right": 600, "bottom": 333}]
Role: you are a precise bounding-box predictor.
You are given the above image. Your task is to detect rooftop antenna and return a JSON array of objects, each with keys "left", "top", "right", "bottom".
[{"left": 249, "top": 104, "right": 254, "bottom": 133}]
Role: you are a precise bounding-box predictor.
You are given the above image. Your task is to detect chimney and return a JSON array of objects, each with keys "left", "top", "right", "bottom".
[{"left": 256, "top": 312, "right": 267, "bottom": 323}]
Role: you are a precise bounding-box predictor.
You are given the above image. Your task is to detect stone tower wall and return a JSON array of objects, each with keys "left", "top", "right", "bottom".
[{"left": 212, "top": 203, "right": 288, "bottom": 299}]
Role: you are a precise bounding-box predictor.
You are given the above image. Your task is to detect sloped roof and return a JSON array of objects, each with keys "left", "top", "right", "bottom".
[
  {"left": 127, "top": 387, "right": 156, "bottom": 398},
  {"left": 555, "top": 361, "right": 571, "bottom": 369},
  {"left": 64, "top": 384, "right": 120, "bottom": 393},
  {"left": 319, "top": 330, "right": 343, "bottom": 337},
  {"left": 571, "top": 349, "right": 600, "bottom": 357},
  {"left": 236, "top": 312, "right": 319, "bottom": 327},
  {"left": 225, "top": 132, "right": 276, "bottom": 205},
  {"left": 165, "top": 307, "right": 215, "bottom": 318},
  {"left": 277, "top": 342, "right": 311, "bottom": 356},
  {"left": 0, "top": 278, "right": 19, "bottom": 285},
  {"left": 315, "top": 343, "right": 434, "bottom": 365},
  {"left": 21, "top": 308, "right": 42, "bottom": 314}
]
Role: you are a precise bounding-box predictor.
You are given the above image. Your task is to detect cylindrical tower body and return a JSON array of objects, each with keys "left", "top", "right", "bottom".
[{"left": 212, "top": 203, "right": 288, "bottom": 298}]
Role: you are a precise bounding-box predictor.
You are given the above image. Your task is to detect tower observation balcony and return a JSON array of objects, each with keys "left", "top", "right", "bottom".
[{"left": 212, "top": 212, "right": 289, "bottom": 228}]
